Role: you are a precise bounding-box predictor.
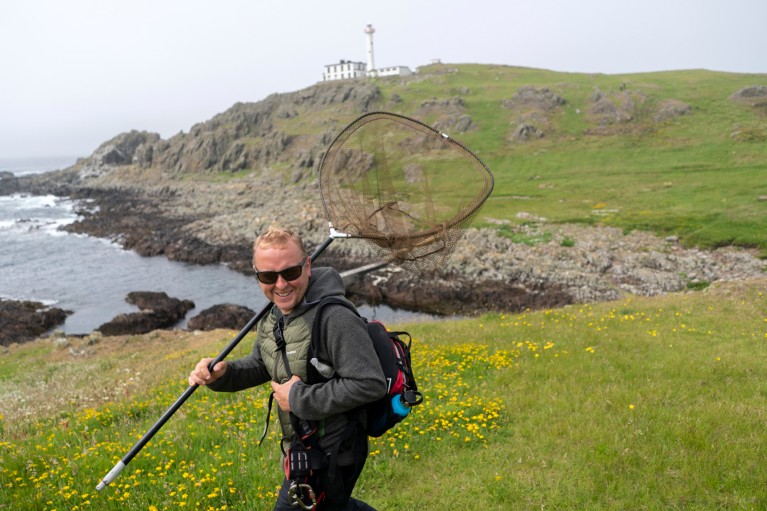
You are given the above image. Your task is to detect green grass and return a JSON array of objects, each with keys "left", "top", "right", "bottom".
[
  {"left": 2, "top": 278, "right": 766, "bottom": 510},
  {"left": 368, "top": 65, "right": 767, "bottom": 255}
]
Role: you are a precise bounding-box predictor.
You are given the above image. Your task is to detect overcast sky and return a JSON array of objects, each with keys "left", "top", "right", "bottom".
[{"left": 1, "top": 0, "right": 765, "bottom": 159}]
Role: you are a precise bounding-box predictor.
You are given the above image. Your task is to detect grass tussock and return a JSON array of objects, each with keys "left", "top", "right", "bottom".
[{"left": 1, "top": 278, "right": 767, "bottom": 510}]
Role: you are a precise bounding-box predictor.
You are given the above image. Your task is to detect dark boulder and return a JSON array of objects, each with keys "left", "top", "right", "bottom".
[
  {"left": 0, "top": 171, "right": 19, "bottom": 195},
  {"left": 0, "top": 299, "right": 71, "bottom": 346},
  {"left": 511, "top": 123, "right": 545, "bottom": 142},
  {"left": 97, "top": 291, "right": 194, "bottom": 336},
  {"left": 187, "top": 303, "right": 256, "bottom": 331}
]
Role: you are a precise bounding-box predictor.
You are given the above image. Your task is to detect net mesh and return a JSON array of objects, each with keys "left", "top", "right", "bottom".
[{"left": 319, "top": 112, "right": 494, "bottom": 273}]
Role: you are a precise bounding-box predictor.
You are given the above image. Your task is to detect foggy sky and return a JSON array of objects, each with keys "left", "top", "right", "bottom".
[{"left": 1, "top": 0, "right": 764, "bottom": 159}]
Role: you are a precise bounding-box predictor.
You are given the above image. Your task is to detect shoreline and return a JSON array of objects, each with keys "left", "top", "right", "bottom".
[{"left": 5, "top": 169, "right": 766, "bottom": 328}]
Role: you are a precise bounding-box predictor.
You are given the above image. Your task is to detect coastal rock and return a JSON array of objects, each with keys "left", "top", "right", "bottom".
[
  {"left": 78, "top": 131, "right": 161, "bottom": 179},
  {"left": 187, "top": 303, "right": 257, "bottom": 331},
  {"left": 97, "top": 291, "right": 194, "bottom": 336},
  {"left": 0, "top": 171, "right": 19, "bottom": 194},
  {"left": 0, "top": 299, "right": 71, "bottom": 346},
  {"left": 345, "top": 267, "right": 573, "bottom": 315}
]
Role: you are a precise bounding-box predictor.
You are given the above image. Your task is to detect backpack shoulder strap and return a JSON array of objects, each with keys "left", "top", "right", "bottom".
[{"left": 307, "top": 296, "right": 361, "bottom": 383}]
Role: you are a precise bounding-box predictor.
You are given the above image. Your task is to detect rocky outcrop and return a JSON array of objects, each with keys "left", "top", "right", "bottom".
[
  {"left": 187, "top": 303, "right": 257, "bottom": 331},
  {"left": 96, "top": 292, "right": 194, "bottom": 336},
  {"left": 417, "top": 97, "right": 477, "bottom": 133},
  {"left": 654, "top": 99, "right": 692, "bottom": 122},
  {"left": 589, "top": 87, "right": 644, "bottom": 126},
  {"left": 503, "top": 86, "right": 567, "bottom": 141},
  {"left": 730, "top": 86, "right": 767, "bottom": 117},
  {"left": 442, "top": 224, "right": 765, "bottom": 305},
  {"left": 79, "top": 131, "right": 161, "bottom": 178},
  {"left": 503, "top": 86, "right": 566, "bottom": 111},
  {"left": 0, "top": 171, "right": 19, "bottom": 194},
  {"left": 730, "top": 86, "right": 767, "bottom": 101},
  {"left": 510, "top": 123, "right": 545, "bottom": 142},
  {"left": 0, "top": 300, "right": 71, "bottom": 346},
  {"left": 60, "top": 81, "right": 382, "bottom": 182}
]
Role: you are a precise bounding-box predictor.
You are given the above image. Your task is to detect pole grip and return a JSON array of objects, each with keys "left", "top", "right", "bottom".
[{"left": 96, "top": 460, "right": 125, "bottom": 491}]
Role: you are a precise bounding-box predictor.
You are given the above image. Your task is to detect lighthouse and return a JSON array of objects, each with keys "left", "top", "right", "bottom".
[
  {"left": 364, "top": 24, "right": 376, "bottom": 75},
  {"left": 321, "top": 24, "right": 412, "bottom": 82}
]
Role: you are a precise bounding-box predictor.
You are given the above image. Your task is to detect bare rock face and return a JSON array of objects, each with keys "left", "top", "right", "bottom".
[
  {"left": 79, "top": 131, "right": 161, "bottom": 179},
  {"left": 655, "top": 99, "right": 692, "bottom": 122},
  {"left": 503, "top": 86, "right": 567, "bottom": 141},
  {"left": 511, "top": 123, "right": 545, "bottom": 142},
  {"left": 730, "top": 86, "right": 767, "bottom": 101},
  {"left": 187, "top": 303, "right": 257, "bottom": 331},
  {"left": 97, "top": 291, "right": 194, "bottom": 336},
  {"left": 503, "top": 86, "right": 566, "bottom": 111},
  {"left": 0, "top": 300, "right": 72, "bottom": 346},
  {"left": 0, "top": 171, "right": 19, "bottom": 194}
]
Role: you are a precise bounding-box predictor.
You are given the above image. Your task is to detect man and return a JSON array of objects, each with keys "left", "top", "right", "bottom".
[{"left": 189, "top": 225, "right": 386, "bottom": 510}]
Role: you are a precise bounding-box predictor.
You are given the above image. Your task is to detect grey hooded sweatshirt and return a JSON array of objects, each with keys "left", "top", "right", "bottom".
[{"left": 207, "top": 266, "right": 387, "bottom": 463}]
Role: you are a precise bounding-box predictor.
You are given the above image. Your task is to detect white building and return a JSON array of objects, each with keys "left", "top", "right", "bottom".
[
  {"left": 371, "top": 66, "right": 413, "bottom": 78},
  {"left": 323, "top": 60, "right": 367, "bottom": 81},
  {"left": 322, "top": 24, "right": 412, "bottom": 82}
]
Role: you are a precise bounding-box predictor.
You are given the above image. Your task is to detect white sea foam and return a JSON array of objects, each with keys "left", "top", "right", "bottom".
[{"left": 0, "top": 193, "right": 79, "bottom": 236}]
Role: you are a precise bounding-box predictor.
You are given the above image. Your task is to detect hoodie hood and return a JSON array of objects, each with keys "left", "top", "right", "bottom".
[{"left": 289, "top": 266, "right": 346, "bottom": 318}]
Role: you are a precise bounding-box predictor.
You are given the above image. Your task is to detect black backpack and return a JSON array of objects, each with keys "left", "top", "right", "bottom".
[
  {"left": 265, "top": 297, "right": 424, "bottom": 508},
  {"left": 310, "top": 296, "right": 423, "bottom": 437}
]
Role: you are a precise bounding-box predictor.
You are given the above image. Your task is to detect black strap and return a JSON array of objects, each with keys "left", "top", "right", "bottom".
[
  {"left": 273, "top": 313, "right": 319, "bottom": 453},
  {"left": 273, "top": 315, "right": 293, "bottom": 378},
  {"left": 258, "top": 392, "right": 275, "bottom": 446},
  {"left": 269, "top": 297, "right": 365, "bottom": 486},
  {"left": 260, "top": 316, "right": 294, "bottom": 448}
]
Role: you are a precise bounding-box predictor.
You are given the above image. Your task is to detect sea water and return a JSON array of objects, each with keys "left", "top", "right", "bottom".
[{"left": 0, "top": 157, "right": 434, "bottom": 335}]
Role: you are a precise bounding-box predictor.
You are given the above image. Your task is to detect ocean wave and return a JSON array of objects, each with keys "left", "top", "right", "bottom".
[
  {"left": 0, "top": 193, "right": 79, "bottom": 235},
  {"left": 0, "top": 293, "right": 60, "bottom": 307}
]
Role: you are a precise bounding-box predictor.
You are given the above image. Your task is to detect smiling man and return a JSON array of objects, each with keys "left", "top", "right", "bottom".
[{"left": 189, "top": 225, "right": 386, "bottom": 510}]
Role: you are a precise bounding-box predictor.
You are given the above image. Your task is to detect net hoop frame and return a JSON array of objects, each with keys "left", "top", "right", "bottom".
[{"left": 317, "top": 111, "right": 494, "bottom": 242}]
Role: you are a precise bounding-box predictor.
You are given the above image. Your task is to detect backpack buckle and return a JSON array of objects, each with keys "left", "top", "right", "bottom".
[
  {"left": 404, "top": 389, "right": 424, "bottom": 406},
  {"left": 288, "top": 447, "right": 312, "bottom": 479},
  {"left": 288, "top": 481, "right": 317, "bottom": 510}
]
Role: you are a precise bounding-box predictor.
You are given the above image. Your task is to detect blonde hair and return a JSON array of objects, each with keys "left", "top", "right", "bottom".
[{"left": 253, "top": 225, "right": 307, "bottom": 257}]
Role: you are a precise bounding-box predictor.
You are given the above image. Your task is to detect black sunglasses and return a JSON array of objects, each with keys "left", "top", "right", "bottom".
[{"left": 253, "top": 257, "right": 307, "bottom": 284}]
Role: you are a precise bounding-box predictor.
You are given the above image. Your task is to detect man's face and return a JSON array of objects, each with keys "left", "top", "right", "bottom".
[{"left": 253, "top": 240, "right": 311, "bottom": 315}]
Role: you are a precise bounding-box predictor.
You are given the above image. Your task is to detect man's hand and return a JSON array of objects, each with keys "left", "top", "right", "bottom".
[
  {"left": 188, "top": 358, "right": 228, "bottom": 386},
  {"left": 271, "top": 375, "right": 302, "bottom": 412}
]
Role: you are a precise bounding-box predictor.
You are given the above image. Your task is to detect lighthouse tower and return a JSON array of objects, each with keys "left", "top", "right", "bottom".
[{"left": 364, "top": 24, "right": 376, "bottom": 76}]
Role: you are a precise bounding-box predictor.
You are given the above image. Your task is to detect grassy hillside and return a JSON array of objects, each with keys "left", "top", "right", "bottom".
[
  {"left": 368, "top": 65, "right": 767, "bottom": 253},
  {"left": 2, "top": 277, "right": 766, "bottom": 510},
  {"left": 68, "top": 64, "right": 767, "bottom": 254}
]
